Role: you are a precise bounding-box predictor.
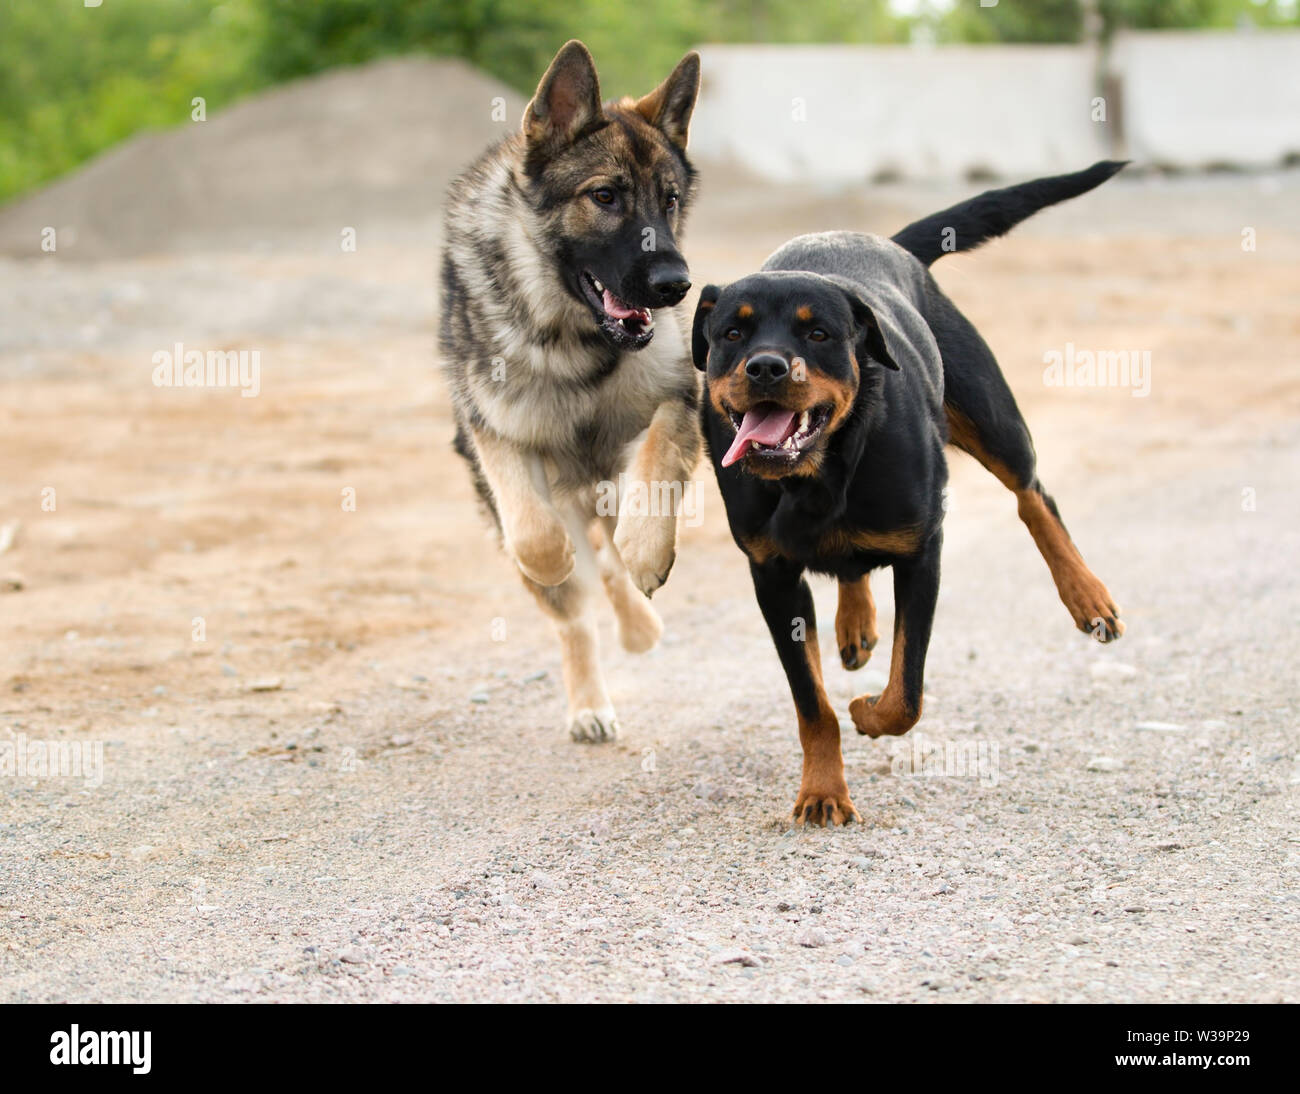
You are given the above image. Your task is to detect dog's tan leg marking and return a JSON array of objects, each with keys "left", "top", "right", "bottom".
[
  {"left": 946, "top": 407, "right": 1123, "bottom": 643},
  {"left": 612, "top": 398, "right": 700, "bottom": 597},
  {"left": 1016, "top": 488, "right": 1124, "bottom": 642},
  {"left": 524, "top": 504, "right": 618, "bottom": 742},
  {"left": 793, "top": 628, "right": 859, "bottom": 826},
  {"left": 472, "top": 428, "right": 574, "bottom": 587},
  {"left": 595, "top": 518, "right": 662, "bottom": 654},
  {"left": 850, "top": 619, "right": 920, "bottom": 738},
  {"left": 835, "top": 575, "right": 878, "bottom": 670}
]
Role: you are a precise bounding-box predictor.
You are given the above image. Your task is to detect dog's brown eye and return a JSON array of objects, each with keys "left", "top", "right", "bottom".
[
  {"left": 808, "top": 329, "right": 828, "bottom": 342},
  {"left": 590, "top": 188, "right": 616, "bottom": 206},
  {"left": 666, "top": 192, "right": 679, "bottom": 212},
  {"left": 724, "top": 328, "right": 742, "bottom": 342}
]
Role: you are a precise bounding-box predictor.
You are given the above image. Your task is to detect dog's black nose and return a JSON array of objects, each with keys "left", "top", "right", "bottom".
[
  {"left": 649, "top": 269, "right": 691, "bottom": 306},
  {"left": 745, "top": 353, "right": 789, "bottom": 385}
]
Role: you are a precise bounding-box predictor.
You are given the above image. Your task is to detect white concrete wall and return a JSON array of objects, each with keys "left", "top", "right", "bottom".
[
  {"left": 691, "top": 44, "right": 1107, "bottom": 184},
  {"left": 1113, "top": 29, "right": 1300, "bottom": 169},
  {"left": 690, "top": 33, "right": 1300, "bottom": 182}
]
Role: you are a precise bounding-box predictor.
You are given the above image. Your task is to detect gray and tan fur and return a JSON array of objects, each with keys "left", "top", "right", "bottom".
[{"left": 439, "top": 41, "right": 702, "bottom": 741}]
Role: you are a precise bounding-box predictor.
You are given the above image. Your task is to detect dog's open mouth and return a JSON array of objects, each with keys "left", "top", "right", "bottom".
[
  {"left": 722, "top": 403, "right": 832, "bottom": 468},
  {"left": 582, "top": 271, "right": 654, "bottom": 348}
]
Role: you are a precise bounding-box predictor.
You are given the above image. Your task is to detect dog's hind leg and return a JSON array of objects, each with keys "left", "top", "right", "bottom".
[
  {"left": 595, "top": 516, "right": 663, "bottom": 654},
  {"left": 935, "top": 303, "right": 1123, "bottom": 642},
  {"left": 524, "top": 501, "right": 619, "bottom": 742}
]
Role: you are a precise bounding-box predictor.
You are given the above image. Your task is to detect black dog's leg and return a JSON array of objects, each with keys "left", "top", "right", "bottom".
[
  {"left": 850, "top": 532, "right": 941, "bottom": 738},
  {"left": 935, "top": 300, "right": 1123, "bottom": 642},
  {"left": 750, "top": 559, "right": 859, "bottom": 826}
]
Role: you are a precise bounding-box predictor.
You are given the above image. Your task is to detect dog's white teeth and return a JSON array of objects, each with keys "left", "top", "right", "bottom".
[
  {"left": 799, "top": 410, "right": 810, "bottom": 433},
  {"left": 592, "top": 277, "right": 604, "bottom": 292}
]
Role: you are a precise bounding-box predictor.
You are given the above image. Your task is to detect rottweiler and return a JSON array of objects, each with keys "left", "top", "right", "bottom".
[{"left": 692, "top": 162, "right": 1127, "bottom": 825}]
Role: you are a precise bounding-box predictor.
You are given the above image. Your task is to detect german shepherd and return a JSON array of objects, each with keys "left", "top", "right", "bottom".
[
  {"left": 692, "top": 163, "right": 1127, "bottom": 824},
  {"left": 440, "top": 41, "right": 702, "bottom": 742}
]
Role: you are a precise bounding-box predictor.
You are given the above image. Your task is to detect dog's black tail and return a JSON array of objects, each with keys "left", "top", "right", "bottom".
[{"left": 891, "top": 160, "right": 1128, "bottom": 267}]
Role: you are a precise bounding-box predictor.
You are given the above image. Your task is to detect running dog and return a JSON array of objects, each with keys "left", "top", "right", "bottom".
[
  {"left": 692, "top": 163, "right": 1127, "bottom": 824},
  {"left": 440, "top": 41, "right": 702, "bottom": 741}
]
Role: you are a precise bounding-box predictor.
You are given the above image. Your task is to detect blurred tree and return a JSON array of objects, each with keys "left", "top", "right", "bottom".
[
  {"left": 0, "top": 0, "right": 263, "bottom": 202},
  {"left": 936, "top": 0, "right": 1294, "bottom": 43},
  {"left": 0, "top": 0, "right": 1294, "bottom": 205},
  {"left": 251, "top": 0, "right": 905, "bottom": 97}
]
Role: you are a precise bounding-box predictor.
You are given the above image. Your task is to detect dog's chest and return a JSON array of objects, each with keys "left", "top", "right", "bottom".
[{"left": 475, "top": 317, "right": 687, "bottom": 453}]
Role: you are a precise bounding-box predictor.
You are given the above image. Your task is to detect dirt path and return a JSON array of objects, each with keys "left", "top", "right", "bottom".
[{"left": 2, "top": 176, "right": 1298, "bottom": 1002}]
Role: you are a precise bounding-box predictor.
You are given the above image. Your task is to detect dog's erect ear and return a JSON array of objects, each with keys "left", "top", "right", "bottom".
[
  {"left": 692, "top": 284, "right": 721, "bottom": 370},
  {"left": 523, "top": 41, "right": 603, "bottom": 149},
  {"left": 843, "top": 290, "right": 900, "bottom": 371},
  {"left": 634, "top": 51, "right": 701, "bottom": 151}
]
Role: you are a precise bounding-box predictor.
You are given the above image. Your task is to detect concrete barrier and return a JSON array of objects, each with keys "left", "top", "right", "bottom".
[
  {"left": 691, "top": 44, "right": 1108, "bottom": 185},
  {"left": 691, "top": 32, "right": 1300, "bottom": 182},
  {"left": 1112, "top": 29, "right": 1300, "bottom": 169}
]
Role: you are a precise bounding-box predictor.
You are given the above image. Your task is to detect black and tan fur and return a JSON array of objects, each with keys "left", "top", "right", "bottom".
[
  {"left": 693, "top": 163, "right": 1128, "bottom": 824},
  {"left": 439, "top": 41, "right": 702, "bottom": 741}
]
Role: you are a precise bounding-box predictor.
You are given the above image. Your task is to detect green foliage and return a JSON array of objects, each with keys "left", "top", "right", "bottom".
[
  {"left": 0, "top": 0, "right": 1294, "bottom": 206},
  {"left": 0, "top": 0, "right": 265, "bottom": 202},
  {"left": 938, "top": 0, "right": 1296, "bottom": 44},
  {"left": 251, "top": 0, "right": 905, "bottom": 99}
]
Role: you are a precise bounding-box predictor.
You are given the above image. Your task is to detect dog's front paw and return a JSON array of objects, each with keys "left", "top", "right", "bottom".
[
  {"left": 613, "top": 514, "right": 676, "bottom": 598},
  {"left": 792, "top": 780, "right": 860, "bottom": 827},
  {"left": 569, "top": 706, "right": 620, "bottom": 743},
  {"left": 614, "top": 595, "right": 663, "bottom": 654},
  {"left": 836, "top": 612, "right": 878, "bottom": 671},
  {"left": 509, "top": 515, "right": 575, "bottom": 587},
  {"left": 835, "top": 577, "right": 878, "bottom": 670},
  {"left": 849, "top": 694, "right": 918, "bottom": 738}
]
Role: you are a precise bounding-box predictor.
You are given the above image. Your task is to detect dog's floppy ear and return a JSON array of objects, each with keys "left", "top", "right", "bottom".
[
  {"left": 843, "top": 290, "right": 900, "bottom": 371},
  {"left": 692, "top": 284, "right": 721, "bottom": 370},
  {"left": 524, "top": 40, "right": 603, "bottom": 148},
  {"left": 634, "top": 51, "right": 701, "bottom": 151}
]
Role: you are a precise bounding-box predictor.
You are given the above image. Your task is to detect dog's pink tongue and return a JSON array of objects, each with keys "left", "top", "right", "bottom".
[
  {"left": 602, "top": 288, "right": 640, "bottom": 320},
  {"left": 721, "top": 406, "right": 797, "bottom": 467}
]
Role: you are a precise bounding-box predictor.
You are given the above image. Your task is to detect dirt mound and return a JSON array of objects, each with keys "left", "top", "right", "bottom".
[{"left": 0, "top": 56, "right": 525, "bottom": 260}]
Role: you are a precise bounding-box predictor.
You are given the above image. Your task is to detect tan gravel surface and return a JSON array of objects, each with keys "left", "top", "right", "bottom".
[{"left": 1, "top": 63, "right": 1297, "bottom": 1000}]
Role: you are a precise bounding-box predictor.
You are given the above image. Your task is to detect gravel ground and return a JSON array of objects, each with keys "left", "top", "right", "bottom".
[{"left": 1, "top": 167, "right": 1298, "bottom": 1003}]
